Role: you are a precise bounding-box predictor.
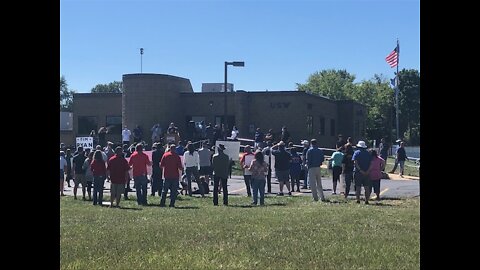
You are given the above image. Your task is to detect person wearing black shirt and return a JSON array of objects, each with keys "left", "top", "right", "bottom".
[
  {"left": 335, "top": 134, "right": 346, "bottom": 150},
  {"left": 151, "top": 143, "right": 165, "bottom": 196}
]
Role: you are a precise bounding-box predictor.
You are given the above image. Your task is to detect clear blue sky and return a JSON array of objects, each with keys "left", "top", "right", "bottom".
[{"left": 60, "top": 0, "right": 419, "bottom": 93}]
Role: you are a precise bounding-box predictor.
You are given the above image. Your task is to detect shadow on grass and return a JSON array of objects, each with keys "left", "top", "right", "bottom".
[
  {"left": 380, "top": 197, "right": 406, "bottom": 201},
  {"left": 118, "top": 206, "right": 143, "bottom": 211},
  {"left": 174, "top": 206, "right": 200, "bottom": 209},
  {"left": 369, "top": 202, "right": 395, "bottom": 207},
  {"left": 266, "top": 203, "right": 287, "bottom": 207},
  {"left": 325, "top": 200, "right": 348, "bottom": 204},
  {"left": 227, "top": 204, "right": 256, "bottom": 208}
]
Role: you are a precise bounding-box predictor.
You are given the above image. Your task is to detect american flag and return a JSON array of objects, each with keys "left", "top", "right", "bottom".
[{"left": 385, "top": 46, "right": 399, "bottom": 68}]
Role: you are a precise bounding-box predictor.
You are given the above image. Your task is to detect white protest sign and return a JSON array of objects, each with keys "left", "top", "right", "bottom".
[
  {"left": 76, "top": 137, "right": 94, "bottom": 150},
  {"left": 215, "top": 140, "right": 241, "bottom": 161}
]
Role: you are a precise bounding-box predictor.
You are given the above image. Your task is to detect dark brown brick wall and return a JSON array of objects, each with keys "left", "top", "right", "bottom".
[
  {"left": 70, "top": 74, "right": 366, "bottom": 149},
  {"left": 73, "top": 93, "right": 122, "bottom": 143},
  {"left": 122, "top": 74, "right": 193, "bottom": 144}
]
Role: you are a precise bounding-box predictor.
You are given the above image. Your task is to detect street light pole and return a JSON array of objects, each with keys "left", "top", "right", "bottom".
[{"left": 224, "top": 61, "right": 244, "bottom": 132}]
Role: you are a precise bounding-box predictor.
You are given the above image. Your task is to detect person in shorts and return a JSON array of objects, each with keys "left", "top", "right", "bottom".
[
  {"left": 271, "top": 141, "right": 292, "bottom": 196},
  {"left": 107, "top": 146, "right": 130, "bottom": 208}
]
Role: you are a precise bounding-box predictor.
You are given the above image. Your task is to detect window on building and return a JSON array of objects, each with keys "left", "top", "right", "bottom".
[
  {"left": 106, "top": 116, "right": 122, "bottom": 134},
  {"left": 330, "top": 119, "right": 336, "bottom": 136},
  {"left": 78, "top": 116, "right": 98, "bottom": 135},
  {"left": 307, "top": 103, "right": 312, "bottom": 110},
  {"left": 319, "top": 116, "right": 325, "bottom": 136},
  {"left": 307, "top": 115, "right": 313, "bottom": 135}
]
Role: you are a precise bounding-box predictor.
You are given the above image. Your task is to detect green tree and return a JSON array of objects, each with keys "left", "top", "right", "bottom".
[
  {"left": 296, "top": 69, "right": 357, "bottom": 100},
  {"left": 91, "top": 81, "right": 123, "bottom": 93},
  {"left": 350, "top": 74, "right": 395, "bottom": 142},
  {"left": 397, "top": 69, "right": 420, "bottom": 145},
  {"left": 60, "top": 75, "right": 75, "bottom": 111}
]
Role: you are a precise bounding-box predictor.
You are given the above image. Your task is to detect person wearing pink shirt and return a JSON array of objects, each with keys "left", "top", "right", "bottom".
[{"left": 368, "top": 149, "right": 385, "bottom": 201}]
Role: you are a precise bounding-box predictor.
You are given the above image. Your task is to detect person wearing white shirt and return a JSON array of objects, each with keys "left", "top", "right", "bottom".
[
  {"left": 231, "top": 126, "right": 239, "bottom": 141},
  {"left": 122, "top": 126, "right": 132, "bottom": 146},
  {"left": 183, "top": 143, "right": 203, "bottom": 196}
]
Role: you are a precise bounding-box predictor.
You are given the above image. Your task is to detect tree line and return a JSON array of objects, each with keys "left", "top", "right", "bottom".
[{"left": 296, "top": 69, "right": 420, "bottom": 145}]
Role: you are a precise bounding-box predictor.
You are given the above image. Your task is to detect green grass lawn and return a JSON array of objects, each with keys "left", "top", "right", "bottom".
[{"left": 61, "top": 195, "right": 419, "bottom": 270}]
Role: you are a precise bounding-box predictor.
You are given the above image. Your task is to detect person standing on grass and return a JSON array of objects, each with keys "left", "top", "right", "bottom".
[
  {"left": 341, "top": 145, "right": 355, "bottom": 198},
  {"left": 389, "top": 140, "right": 402, "bottom": 174},
  {"left": 306, "top": 139, "right": 326, "bottom": 202},
  {"left": 352, "top": 141, "right": 372, "bottom": 204},
  {"left": 396, "top": 142, "right": 408, "bottom": 177},
  {"left": 129, "top": 144, "right": 151, "bottom": 206},
  {"left": 288, "top": 142, "right": 302, "bottom": 192},
  {"left": 160, "top": 144, "right": 183, "bottom": 207},
  {"left": 60, "top": 151, "right": 67, "bottom": 196},
  {"left": 301, "top": 140, "right": 310, "bottom": 189},
  {"left": 330, "top": 147, "right": 344, "bottom": 195},
  {"left": 212, "top": 144, "right": 230, "bottom": 206},
  {"left": 262, "top": 141, "right": 273, "bottom": 194},
  {"left": 245, "top": 150, "right": 268, "bottom": 206},
  {"left": 198, "top": 142, "right": 213, "bottom": 186},
  {"left": 72, "top": 146, "right": 87, "bottom": 200},
  {"left": 151, "top": 143, "right": 165, "bottom": 197},
  {"left": 240, "top": 145, "right": 255, "bottom": 197},
  {"left": 90, "top": 150, "right": 107, "bottom": 205},
  {"left": 122, "top": 144, "right": 133, "bottom": 200},
  {"left": 368, "top": 149, "right": 385, "bottom": 201},
  {"left": 82, "top": 151, "right": 94, "bottom": 200},
  {"left": 272, "top": 141, "right": 292, "bottom": 196},
  {"left": 65, "top": 148, "right": 73, "bottom": 188},
  {"left": 107, "top": 146, "right": 130, "bottom": 208},
  {"left": 378, "top": 137, "right": 389, "bottom": 170},
  {"left": 183, "top": 143, "right": 203, "bottom": 197}
]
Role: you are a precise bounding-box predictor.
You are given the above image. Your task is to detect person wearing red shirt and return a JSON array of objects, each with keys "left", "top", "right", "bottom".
[
  {"left": 159, "top": 144, "right": 183, "bottom": 207},
  {"left": 128, "top": 144, "right": 152, "bottom": 206},
  {"left": 107, "top": 147, "right": 130, "bottom": 208},
  {"left": 90, "top": 150, "right": 107, "bottom": 206}
]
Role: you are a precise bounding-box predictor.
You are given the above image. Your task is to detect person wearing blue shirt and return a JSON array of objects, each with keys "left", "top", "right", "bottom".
[
  {"left": 306, "top": 139, "right": 326, "bottom": 202},
  {"left": 352, "top": 141, "right": 372, "bottom": 204}
]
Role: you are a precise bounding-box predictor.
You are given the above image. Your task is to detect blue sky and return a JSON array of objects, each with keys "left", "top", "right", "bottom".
[{"left": 60, "top": 0, "right": 419, "bottom": 93}]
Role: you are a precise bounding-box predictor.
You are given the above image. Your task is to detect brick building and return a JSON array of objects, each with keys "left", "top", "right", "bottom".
[{"left": 63, "top": 73, "right": 366, "bottom": 148}]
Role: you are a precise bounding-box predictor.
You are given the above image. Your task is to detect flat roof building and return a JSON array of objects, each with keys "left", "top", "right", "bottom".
[{"left": 63, "top": 73, "right": 366, "bottom": 148}]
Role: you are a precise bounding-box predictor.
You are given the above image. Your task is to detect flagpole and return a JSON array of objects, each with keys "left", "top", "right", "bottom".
[{"left": 395, "top": 39, "right": 400, "bottom": 140}]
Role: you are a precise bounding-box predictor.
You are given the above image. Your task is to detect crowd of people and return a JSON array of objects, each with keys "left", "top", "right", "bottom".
[{"left": 61, "top": 121, "right": 410, "bottom": 207}]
